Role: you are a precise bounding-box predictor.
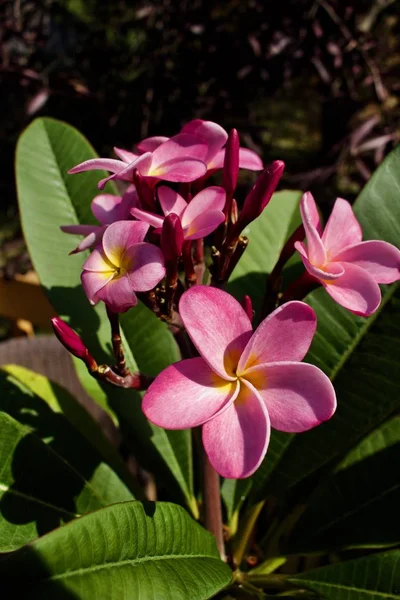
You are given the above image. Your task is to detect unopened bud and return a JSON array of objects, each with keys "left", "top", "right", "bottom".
[
  {"left": 51, "top": 317, "right": 96, "bottom": 370},
  {"left": 161, "top": 213, "right": 184, "bottom": 261},
  {"left": 233, "top": 160, "right": 285, "bottom": 236},
  {"left": 133, "top": 169, "right": 155, "bottom": 210},
  {"left": 223, "top": 129, "right": 240, "bottom": 199},
  {"left": 242, "top": 295, "right": 253, "bottom": 322}
]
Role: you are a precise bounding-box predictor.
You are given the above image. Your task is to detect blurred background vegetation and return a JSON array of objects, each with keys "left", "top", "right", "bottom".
[{"left": 0, "top": 0, "right": 399, "bottom": 336}]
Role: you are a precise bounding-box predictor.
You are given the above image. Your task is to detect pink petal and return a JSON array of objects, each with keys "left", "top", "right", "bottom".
[
  {"left": 81, "top": 269, "right": 113, "bottom": 305},
  {"left": 295, "top": 245, "right": 345, "bottom": 281},
  {"left": 142, "top": 358, "right": 239, "bottom": 429},
  {"left": 113, "top": 147, "right": 139, "bottom": 162},
  {"left": 323, "top": 262, "right": 382, "bottom": 316},
  {"left": 179, "top": 286, "right": 253, "bottom": 380},
  {"left": 158, "top": 186, "right": 187, "bottom": 218},
  {"left": 211, "top": 147, "right": 264, "bottom": 171},
  {"left": 152, "top": 133, "right": 209, "bottom": 166},
  {"left": 60, "top": 225, "right": 99, "bottom": 236},
  {"left": 91, "top": 194, "right": 125, "bottom": 224},
  {"left": 181, "top": 186, "right": 226, "bottom": 228},
  {"left": 183, "top": 210, "right": 225, "bottom": 240},
  {"left": 136, "top": 136, "right": 169, "bottom": 153},
  {"left": 82, "top": 247, "right": 114, "bottom": 272},
  {"left": 98, "top": 153, "right": 153, "bottom": 189},
  {"left": 131, "top": 207, "right": 164, "bottom": 229},
  {"left": 123, "top": 242, "right": 165, "bottom": 291},
  {"left": 102, "top": 221, "right": 150, "bottom": 265},
  {"left": 335, "top": 240, "right": 400, "bottom": 284},
  {"left": 300, "top": 192, "right": 326, "bottom": 266},
  {"left": 96, "top": 274, "right": 137, "bottom": 313},
  {"left": 322, "top": 198, "right": 362, "bottom": 257},
  {"left": 202, "top": 379, "right": 270, "bottom": 478},
  {"left": 237, "top": 301, "right": 317, "bottom": 372},
  {"left": 68, "top": 158, "right": 126, "bottom": 175},
  {"left": 152, "top": 157, "right": 207, "bottom": 182},
  {"left": 181, "top": 120, "right": 228, "bottom": 164},
  {"left": 243, "top": 361, "right": 336, "bottom": 432},
  {"left": 70, "top": 226, "right": 107, "bottom": 254}
]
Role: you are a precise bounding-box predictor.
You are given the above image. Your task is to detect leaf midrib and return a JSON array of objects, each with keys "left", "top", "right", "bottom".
[
  {"left": 44, "top": 553, "right": 222, "bottom": 582},
  {"left": 0, "top": 483, "right": 77, "bottom": 519}
]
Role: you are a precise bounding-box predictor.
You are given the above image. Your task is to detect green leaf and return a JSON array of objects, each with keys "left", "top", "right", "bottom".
[
  {"left": 288, "top": 550, "right": 400, "bottom": 599},
  {"left": 0, "top": 501, "right": 232, "bottom": 600},
  {"left": 15, "top": 117, "right": 195, "bottom": 516},
  {"left": 227, "top": 190, "right": 302, "bottom": 313},
  {"left": 249, "top": 144, "right": 400, "bottom": 503},
  {"left": 286, "top": 415, "right": 400, "bottom": 554},
  {"left": 0, "top": 365, "right": 140, "bottom": 497},
  {"left": 0, "top": 412, "right": 133, "bottom": 552}
]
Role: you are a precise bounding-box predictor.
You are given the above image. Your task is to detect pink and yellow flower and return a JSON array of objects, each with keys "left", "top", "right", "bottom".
[
  {"left": 81, "top": 221, "right": 165, "bottom": 313},
  {"left": 295, "top": 192, "right": 400, "bottom": 316},
  {"left": 132, "top": 185, "right": 226, "bottom": 241},
  {"left": 143, "top": 286, "right": 336, "bottom": 479}
]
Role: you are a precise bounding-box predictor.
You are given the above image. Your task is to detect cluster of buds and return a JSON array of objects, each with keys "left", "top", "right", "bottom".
[{"left": 55, "top": 118, "right": 400, "bottom": 479}]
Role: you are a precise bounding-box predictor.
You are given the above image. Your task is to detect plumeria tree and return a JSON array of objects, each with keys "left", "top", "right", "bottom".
[{"left": 1, "top": 117, "right": 399, "bottom": 599}]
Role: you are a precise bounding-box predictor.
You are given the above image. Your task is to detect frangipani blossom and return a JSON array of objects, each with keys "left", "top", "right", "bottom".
[
  {"left": 61, "top": 186, "right": 138, "bottom": 254},
  {"left": 295, "top": 192, "right": 400, "bottom": 316},
  {"left": 132, "top": 186, "right": 226, "bottom": 241},
  {"left": 81, "top": 221, "right": 165, "bottom": 313},
  {"left": 143, "top": 287, "right": 336, "bottom": 479},
  {"left": 69, "top": 133, "right": 208, "bottom": 188}
]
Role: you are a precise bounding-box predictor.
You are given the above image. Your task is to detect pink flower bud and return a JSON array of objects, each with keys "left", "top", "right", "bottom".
[
  {"left": 233, "top": 160, "right": 285, "bottom": 236},
  {"left": 242, "top": 295, "right": 253, "bottom": 322},
  {"left": 51, "top": 317, "right": 93, "bottom": 364},
  {"left": 161, "top": 213, "right": 184, "bottom": 261},
  {"left": 223, "top": 129, "right": 240, "bottom": 198}
]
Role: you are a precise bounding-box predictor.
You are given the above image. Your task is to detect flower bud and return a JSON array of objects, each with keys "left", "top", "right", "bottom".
[
  {"left": 223, "top": 129, "right": 240, "bottom": 199},
  {"left": 233, "top": 160, "right": 285, "bottom": 236},
  {"left": 51, "top": 317, "right": 96, "bottom": 370},
  {"left": 133, "top": 169, "right": 155, "bottom": 210},
  {"left": 161, "top": 213, "right": 184, "bottom": 261},
  {"left": 242, "top": 295, "right": 253, "bottom": 322}
]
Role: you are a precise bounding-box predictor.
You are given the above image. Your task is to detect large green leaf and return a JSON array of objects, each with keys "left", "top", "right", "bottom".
[
  {"left": 0, "top": 501, "right": 232, "bottom": 600},
  {"left": 15, "top": 117, "right": 195, "bottom": 515},
  {"left": 288, "top": 550, "right": 400, "bottom": 600},
  {"left": 249, "top": 144, "right": 400, "bottom": 503},
  {"left": 286, "top": 415, "right": 400, "bottom": 554},
  {"left": 0, "top": 412, "right": 133, "bottom": 551}
]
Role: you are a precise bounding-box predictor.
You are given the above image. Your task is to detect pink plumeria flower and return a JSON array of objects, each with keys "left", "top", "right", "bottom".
[
  {"left": 61, "top": 186, "right": 138, "bottom": 254},
  {"left": 81, "top": 221, "right": 165, "bottom": 313},
  {"left": 132, "top": 185, "right": 226, "bottom": 241},
  {"left": 295, "top": 192, "right": 400, "bottom": 316},
  {"left": 143, "top": 287, "right": 336, "bottom": 479},
  {"left": 180, "top": 119, "right": 263, "bottom": 173},
  {"left": 68, "top": 133, "right": 208, "bottom": 189}
]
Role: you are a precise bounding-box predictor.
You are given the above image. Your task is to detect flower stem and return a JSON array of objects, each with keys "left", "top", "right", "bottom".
[
  {"left": 106, "top": 306, "right": 129, "bottom": 376},
  {"left": 232, "top": 500, "right": 264, "bottom": 567},
  {"left": 201, "top": 437, "right": 226, "bottom": 561}
]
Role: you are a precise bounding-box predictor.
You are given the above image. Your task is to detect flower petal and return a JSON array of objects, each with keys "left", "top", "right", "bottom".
[
  {"left": 102, "top": 221, "right": 150, "bottom": 265},
  {"left": 60, "top": 225, "right": 99, "bottom": 236},
  {"left": 322, "top": 197, "right": 363, "bottom": 257},
  {"left": 81, "top": 269, "right": 113, "bottom": 305},
  {"left": 238, "top": 301, "right": 317, "bottom": 372},
  {"left": 335, "top": 240, "right": 400, "bottom": 284},
  {"left": 136, "top": 136, "right": 169, "bottom": 153},
  {"left": 152, "top": 157, "right": 207, "bottom": 182},
  {"left": 96, "top": 274, "right": 137, "bottom": 313},
  {"left": 152, "top": 133, "right": 209, "bottom": 166},
  {"left": 82, "top": 247, "right": 114, "bottom": 272},
  {"left": 131, "top": 207, "right": 164, "bottom": 229},
  {"left": 91, "top": 195, "right": 123, "bottom": 224},
  {"left": 184, "top": 210, "right": 225, "bottom": 240},
  {"left": 70, "top": 226, "right": 107, "bottom": 254},
  {"left": 98, "top": 153, "right": 153, "bottom": 189},
  {"left": 158, "top": 186, "right": 187, "bottom": 218},
  {"left": 123, "top": 242, "right": 165, "bottom": 291},
  {"left": 142, "top": 358, "right": 239, "bottom": 429},
  {"left": 181, "top": 186, "right": 226, "bottom": 228},
  {"left": 181, "top": 120, "right": 227, "bottom": 164},
  {"left": 68, "top": 158, "right": 126, "bottom": 175},
  {"left": 179, "top": 286, "right": 253, "bottom": 380},
  {"left": 323, "top": 262, "right": 382, "bottom": 316},
  {"left": 295, "top": 246, "right": 345, "bottom": 281},
  {"left": 210, "top": 147, "right": 263, "bottom": 171},
  {"left": 243, "top": 361, "right": 336, "bottom": 432},
  {"left": 202, "top": 379, "right": 270, "bottom": 478},
  {"left": 300, "top": 192, "right": 326, "bottom": 266},
  {"left": 113, "top": 147, "right": 139, "bottom": 162}
]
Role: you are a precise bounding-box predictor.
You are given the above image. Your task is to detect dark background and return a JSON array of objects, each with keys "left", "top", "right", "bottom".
[{"left": 1, "top": 0, "right": 399, "bottom": 277}]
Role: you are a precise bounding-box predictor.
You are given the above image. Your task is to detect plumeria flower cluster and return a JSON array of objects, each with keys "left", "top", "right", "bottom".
[{"left": 57, "top": 118, "right": 400, "bottom": 480}]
